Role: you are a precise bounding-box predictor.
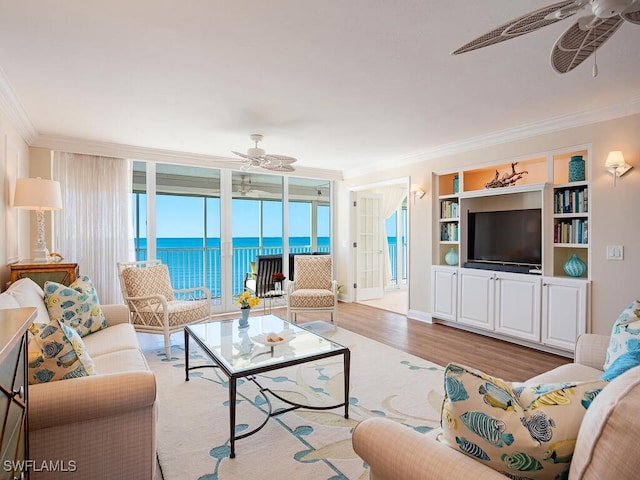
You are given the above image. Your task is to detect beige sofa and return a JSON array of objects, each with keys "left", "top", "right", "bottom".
[
  {"left": 352, "top": 333, "right": 640, "bottom": 480},
  {"left": 0, "top": 278, "right": 157, "bottom": 480}
]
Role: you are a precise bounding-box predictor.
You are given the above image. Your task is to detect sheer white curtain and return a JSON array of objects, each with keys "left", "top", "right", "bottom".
[
  {"left": 52, "top": 152, "right": 134, "bottom": 304},
  {"left": 373, "top": 185, "right": 408, "bottom": 287}
]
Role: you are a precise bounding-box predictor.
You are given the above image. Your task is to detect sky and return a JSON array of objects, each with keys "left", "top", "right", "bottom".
[{"left": 134, "top": 194, "right": 331, "bottom": 238}]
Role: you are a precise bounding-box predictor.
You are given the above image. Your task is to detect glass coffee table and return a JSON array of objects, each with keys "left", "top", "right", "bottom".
[{"left": 184, "top": 314, "right": 350, "bottom": 458}]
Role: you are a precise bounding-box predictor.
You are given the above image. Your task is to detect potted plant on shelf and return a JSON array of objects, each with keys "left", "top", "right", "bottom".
[
  {"left": 235, "top": 291, "right": 260, "bottom": 326},
  {"left": 271, "top": 272, "right": 286, "bottom": 293}
]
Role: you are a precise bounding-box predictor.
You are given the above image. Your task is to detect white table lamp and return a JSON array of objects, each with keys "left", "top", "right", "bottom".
[{"left": 13, "top": 177, "right": 63, "bottom": 263}]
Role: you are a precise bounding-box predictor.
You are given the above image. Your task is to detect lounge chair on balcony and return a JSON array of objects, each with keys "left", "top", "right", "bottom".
[{"left": 244, "top": 254, "right": 283, "bottom": 297}]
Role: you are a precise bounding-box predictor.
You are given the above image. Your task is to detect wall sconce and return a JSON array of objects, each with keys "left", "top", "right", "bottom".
[
  {"left": 605, "top": 151, "right": 632, "bottom": 186},
  {"left": 13, "top": 177, "right": 63, "bottom": 262},
  {"left": 410, "top": 184, "right": 426, "bottom": 203}
]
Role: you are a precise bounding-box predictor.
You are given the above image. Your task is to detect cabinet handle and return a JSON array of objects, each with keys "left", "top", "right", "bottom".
[{"left": 12, "top": 386, "right": 24, "bottom": 400}]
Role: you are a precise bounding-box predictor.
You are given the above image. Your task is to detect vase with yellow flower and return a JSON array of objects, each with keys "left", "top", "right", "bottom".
[{"left": 235, "top": 291, "right": 260, "bottom": 327}]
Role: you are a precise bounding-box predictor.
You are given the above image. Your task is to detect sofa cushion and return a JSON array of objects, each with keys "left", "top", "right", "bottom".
[
  {"left": 441, "top": 363, "right": 607, "bottom": 480},
  {"left": 288, "top": 289, "right": 335, "bottom": 308},
  {"left": 0, "top": 292, "right": 21, "bottom": 309},
  {"left": 527, "top": 362, "right": 602, "bottom": 384},
  {"left": 27, "top": 318, "right": 96, "bottom": 384},
  {"left": 82, "top": 323, "right": 141, "bottom": 357},
  {"left": 604, "top": 300, "right": 640, "bottom": 370},
  {"left": 44, "top": 276, "right": 108, "bottom": 338},
  {"left": 569, "top": 366, "right": 640, "bottom": 479},
  {"left": 92, "top": 348, "right": 150, "bottom": 374},
  {"left": 6, "top": 278, "right": 49, "bottom": 324}
]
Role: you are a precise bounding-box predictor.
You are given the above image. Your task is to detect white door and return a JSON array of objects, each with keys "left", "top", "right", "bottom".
[
  {"left": 355, "top": 192, "right": 384, "bottom": 301},
  {"left": 457, "top": 268, "right": 494, "bottom": 330},
  {"left": 494, "top": 272, "right": 541, "bottom": 342},
  {"left": 542, "top": 277, "right": 589, "bottom": 351},
  {"left": 431, "top": 266, "right": 457, "bottom": 321}
]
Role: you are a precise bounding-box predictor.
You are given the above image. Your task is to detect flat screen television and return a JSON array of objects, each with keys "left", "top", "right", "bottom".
[{"left": 467, "top": 208, "right": 542, "bottom": 267}]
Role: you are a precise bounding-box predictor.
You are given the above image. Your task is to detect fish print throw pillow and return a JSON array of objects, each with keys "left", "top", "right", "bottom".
[
  {"left": 440, "top": 363, "right": 608, "bottom": 480},
  {"left": 604, "top": 300, "right": 640, "bottom": 370},
  {"left": 27, "top": 318, "right": 96, "bottom": 384},
  {"left": 44, "top": 276, "right": 108, "bottom": 338}
]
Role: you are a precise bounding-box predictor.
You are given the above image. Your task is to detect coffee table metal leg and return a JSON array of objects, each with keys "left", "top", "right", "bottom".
[
  {"left": 184, "top": 329, "right": 190, "bottom": 381},
  {"left": 229, "top": 377, "right": 237, "bottom": 458},
  {"left": 343, "top": 350, "right": 350, "bottom": 419}
]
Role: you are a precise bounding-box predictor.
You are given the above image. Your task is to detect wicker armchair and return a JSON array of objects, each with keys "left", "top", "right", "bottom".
[
  {"left": 117, "top": 260, "right": 211, "bottom": 359},
  {"left": 287, "top": 255, "right": 337, "bottom": 324}
]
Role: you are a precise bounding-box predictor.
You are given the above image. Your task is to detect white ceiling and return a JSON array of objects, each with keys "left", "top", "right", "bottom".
[{"left": 1, "top": 0, "right": 639, "bottom": 179}]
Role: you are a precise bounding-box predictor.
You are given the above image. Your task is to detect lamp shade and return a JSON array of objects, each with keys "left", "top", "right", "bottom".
[
  {"left": 605, "top": 151, "right": 625, "bottom": 168},
  {"left": 13, "top": 177, "right": 62, "bottom": 210}
]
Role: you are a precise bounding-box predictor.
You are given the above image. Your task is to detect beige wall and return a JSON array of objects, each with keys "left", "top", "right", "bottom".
[
  {"left": 0, "top": 109, "right": 30, "bottom": 288},
  {"left": 4, "top": 110, "right": 639, "bottom": 334},
  {"left": 338, "top": 113, "right": 640, "bottom": 336}
]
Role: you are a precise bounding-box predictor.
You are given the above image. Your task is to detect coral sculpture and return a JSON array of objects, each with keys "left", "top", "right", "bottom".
[{"left": 485, "top": 162, "right": 528, "bottom": 188}]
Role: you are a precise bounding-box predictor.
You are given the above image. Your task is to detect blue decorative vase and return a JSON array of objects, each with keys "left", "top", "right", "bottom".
[
  {"left": 452, "top": 175, "right": 459, "bottom": 194},
  {"left": 239, "top": 308, "right": 250, "bottom": 327},
  {"left": 563, "top": 253, "right": 586, "bottom": 277},
  {"left": 445, "top": 248, "right": 459, "bottom": 266},
  {"left": 568, "top": 155, "right": 585, "bottom": 182}
]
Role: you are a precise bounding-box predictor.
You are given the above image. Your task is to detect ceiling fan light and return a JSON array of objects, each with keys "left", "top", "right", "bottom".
[
  {"left": 247, "top": 147, "right": 265, "bottom": 158},
  {"left": 592, "top": 0, "right": 634, "bottom": 18}
]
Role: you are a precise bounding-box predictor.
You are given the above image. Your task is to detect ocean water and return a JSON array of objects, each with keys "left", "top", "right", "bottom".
[
  {"left": 135, "top": 237, "right": 330, "bottom": 297},
  {"left": 135, "top": 236, "right": 399, "bottom": 298}
]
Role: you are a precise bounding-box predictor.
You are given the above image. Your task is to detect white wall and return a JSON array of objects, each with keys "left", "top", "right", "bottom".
[
  {"left": 337, "top": 113, "right": 640, "bottom": 336},
  {"left": 0, "top": 109, "right": 30, "bottom": 288}
]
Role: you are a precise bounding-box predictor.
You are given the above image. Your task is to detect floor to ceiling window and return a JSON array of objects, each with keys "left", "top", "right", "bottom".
[{"left": 132, "top": 162, "right": 333, "bottom": 313}]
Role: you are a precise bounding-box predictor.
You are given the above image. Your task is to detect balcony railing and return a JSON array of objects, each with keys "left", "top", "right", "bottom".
[{"left": 135, "top": 242, "right": 405, "bottom": 298}]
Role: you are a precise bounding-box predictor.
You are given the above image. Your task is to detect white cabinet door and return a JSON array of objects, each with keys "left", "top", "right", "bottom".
[
  {"left": 494, "top": 272, "right": 542, "bottom": 342},
  {"left": 431, "top": 266, "right": 457, "bottom": 321},
  {"left": 542, "top": 277, "right": 589, "bottom": 351},
  {"left": 457, "top": 269, "right": 494, "bottom": 330}
]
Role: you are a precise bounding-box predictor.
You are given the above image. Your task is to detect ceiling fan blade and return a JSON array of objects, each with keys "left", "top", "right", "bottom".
[
  {"left": 264, "top": 164, "right": 295, "bottom": 172},
  {"left": 264, "top": 154, "right": 298, "bottom": 164},
  {"left": 452, "top": 0, "right": 582, "bottom": 55},
  {"left": 622, "top": 1, "right": 640, "bottom": 24},
  {"left": 551, "top": 16, "right": 624, "bottom": 73}
]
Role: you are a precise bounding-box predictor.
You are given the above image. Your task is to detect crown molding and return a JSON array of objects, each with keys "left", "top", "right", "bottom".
[
  {"left": 343, "top": 95, "right": 640, "bottom": 179},
  {"left": 0, "top": 66, "right": 37, "bottom": 143},
  {"left": 31, "top": 134, "right": 344, "bottom": 181}
]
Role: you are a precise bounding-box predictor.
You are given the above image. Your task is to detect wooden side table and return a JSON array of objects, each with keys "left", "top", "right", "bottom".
[{"left": 10, "top": 261, "right": 79, "bottom": 289}]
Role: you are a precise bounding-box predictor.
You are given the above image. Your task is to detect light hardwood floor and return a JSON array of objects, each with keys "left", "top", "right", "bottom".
[
  {"left": 143, "top": 301, "right": 571, "bottom": 382},
  {"left": 321, "top": 301, "right": 572, "bottom": 382}
]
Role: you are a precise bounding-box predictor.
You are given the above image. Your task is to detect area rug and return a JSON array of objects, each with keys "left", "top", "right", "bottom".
[{"left": 146, "top": 321, "right": 445, "bottom": 480}]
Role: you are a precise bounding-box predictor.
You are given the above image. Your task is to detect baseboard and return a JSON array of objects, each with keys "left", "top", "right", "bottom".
[{"left": 407, "top": 309, "right": 433, "bottom": 324}]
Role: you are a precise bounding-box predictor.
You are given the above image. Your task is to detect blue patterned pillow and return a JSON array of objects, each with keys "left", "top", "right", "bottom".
[
  {"left": 601, "top": 350, "right": 640, "bottom": 381},
  {"left": 604, "top": 300, "right": 640, "bottom": 370},
  {"left": 27, "top": 318, "right": 96, "bottom": 384},
  {"left": 44, "top": 276, "right": 107, "bottom": 337},
  {"left": 440, "top": 363, "right": 607, "bottom": 480}
]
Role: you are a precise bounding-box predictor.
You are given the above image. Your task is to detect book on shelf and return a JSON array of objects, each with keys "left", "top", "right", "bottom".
[
  {"left": 554, "top": 187, "right": 588, "bottom": 214},
  {"left": 440, "top": 200, "right": 459, "bottom": 219},
  {"left": 554, "top": 219, "right": 588, "bottom": 244},
  {"left": 440, "top": 223, "right": 459, "bottom": 242}
]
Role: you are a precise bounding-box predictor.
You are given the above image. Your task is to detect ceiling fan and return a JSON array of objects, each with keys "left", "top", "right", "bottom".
[
  {"left": 231, "top": 134, "right": 298, "bottom": 172},
  {"left": 235, "top": 175, "right": 267, "bottom": 197},
  {"left": 451, "top": 0, "right": 640, "bottom": 74}
]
